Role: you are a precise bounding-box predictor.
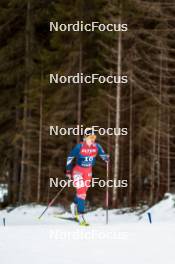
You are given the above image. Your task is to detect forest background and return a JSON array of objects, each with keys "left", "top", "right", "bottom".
[{"left": 0, "top": 0, "right": 175, "bottom": 209}]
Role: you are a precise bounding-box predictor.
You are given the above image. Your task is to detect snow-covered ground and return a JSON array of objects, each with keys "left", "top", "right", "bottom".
[{"left": 0, "top": 193, "right": 175, "bottom": 264}]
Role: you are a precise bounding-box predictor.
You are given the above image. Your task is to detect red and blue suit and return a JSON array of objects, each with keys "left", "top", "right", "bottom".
[{"left": 66, "top": 142, "right": 108, "bottom": 213}]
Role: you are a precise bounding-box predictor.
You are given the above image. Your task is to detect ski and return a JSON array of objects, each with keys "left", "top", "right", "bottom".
[
  {"left": 54, "top": 215, "right": 90, "bottom": 226},
  {"left": 54, "top": 215, "right": 79, "bottom": 222}
]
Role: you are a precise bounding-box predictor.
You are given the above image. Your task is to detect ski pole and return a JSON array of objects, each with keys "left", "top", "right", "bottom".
[
  {"left": 38, "top": 182, "right": 68, "bottom": 219},
  {"left": 106, "top": 160, "right": 109, "bottom": 224}
]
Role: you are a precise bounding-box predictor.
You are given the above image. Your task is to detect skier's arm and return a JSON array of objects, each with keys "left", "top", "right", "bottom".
[
  {"left": 97, "top": 144, "right": 109, "bottom": 162},
  {"left": 66, "top": 144, "right": 81, "bottom": 171}
]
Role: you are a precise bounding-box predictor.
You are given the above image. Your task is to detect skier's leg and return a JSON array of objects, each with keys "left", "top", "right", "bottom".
[
  {"left": 70, "top": 165, "right": 85, "bottom": 221},
  {"left": 70, "top": 202, "right": 78, "bottom": 220},
  {"left": 75, "top": 168, "right": 92, "bottom": 225},
  {"left": 71, "top": 166, "right": 92, "bottom": 225},
  {"left": 72, "top": 165, "right": 87, "bottom": 214},
  {"left": 74, "top": 196, "right": 86, "bottom": 214},
  {"left": 83, "top": 170, "right": 92, "bottom": 196}
]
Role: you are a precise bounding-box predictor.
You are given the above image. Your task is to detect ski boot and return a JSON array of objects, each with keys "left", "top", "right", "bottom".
[{"left": 78, "top": 214, "right": 89, "bottom": 226}]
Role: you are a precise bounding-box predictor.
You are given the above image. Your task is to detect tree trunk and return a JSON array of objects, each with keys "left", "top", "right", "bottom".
[
  {"left": 167, "top": 106, "right": 170, "bottom": 192},
  {"left": 156, "top": 46, "right": 163, "bottom": 202},
  {"left": 112, "top": 14, "right": 122, "bottom": 207},
  {"left": 37, "top": 72, "right": 43, "bottom": 203},
  {"left": 128, "top": 72, "right": 133, "bottom": 205},
  {"left": 77, "top": 41, "right": 82, "bottom": 142},
  {"left": 150, "top": 127, "right": 156, "bottom": 205},
  {"left": 19, "top": 0, "right": 31, "bottom": 203}
]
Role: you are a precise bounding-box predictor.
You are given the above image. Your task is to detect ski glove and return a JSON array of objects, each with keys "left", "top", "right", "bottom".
[{"left": 66, "top": 170, "right": 71, "bottom": 180}]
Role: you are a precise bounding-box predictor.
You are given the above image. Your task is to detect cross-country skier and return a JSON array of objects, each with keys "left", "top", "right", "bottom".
[{"left": 65, "top": 128, "right": 109, "bottom": 226}]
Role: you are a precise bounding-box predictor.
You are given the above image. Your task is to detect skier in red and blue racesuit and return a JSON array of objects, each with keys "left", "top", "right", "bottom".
[{"left": 66, "top": 129, "right": 109, "bottom": 221}]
